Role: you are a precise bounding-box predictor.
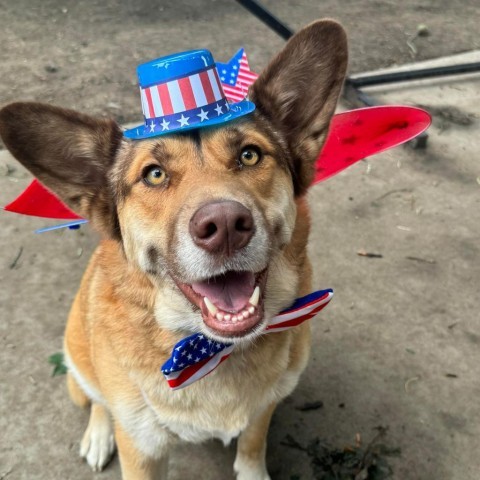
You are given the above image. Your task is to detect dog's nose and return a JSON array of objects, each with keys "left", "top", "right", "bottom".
[{"left": 189, "top": 201, "right": 255, "bottom": 255}]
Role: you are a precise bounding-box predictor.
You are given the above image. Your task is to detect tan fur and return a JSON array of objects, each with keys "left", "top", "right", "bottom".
[
  {"left": 0, "top": 20, "right": 348, "bottom": 479},
  {"left": 66, "top": 372, "right": 90, "bottom": 408}
]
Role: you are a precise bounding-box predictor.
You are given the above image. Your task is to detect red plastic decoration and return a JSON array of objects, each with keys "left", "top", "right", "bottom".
[
  {"left": 312, "top": 105, "right": 431, "bottom": 184},
  {"left": 4, "top": 179, "right": 81, "bottom": 219}
]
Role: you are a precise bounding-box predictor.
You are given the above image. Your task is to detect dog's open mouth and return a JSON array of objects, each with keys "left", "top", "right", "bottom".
[{"left": 175, "top": 269, "right": 268, "bottom": 337}]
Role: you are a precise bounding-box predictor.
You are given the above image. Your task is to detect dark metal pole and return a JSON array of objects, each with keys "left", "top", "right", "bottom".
[
  {"left": 348, "top": 62, "right": 480, "bottom": 88},
  {"left": 235, "top": 0, "right": 294, "bottom": 40}
]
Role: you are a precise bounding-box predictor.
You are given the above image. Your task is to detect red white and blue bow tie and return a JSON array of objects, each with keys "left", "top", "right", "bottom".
[{"left": 161, "top": 288, "right": 333, "bottom": 390}]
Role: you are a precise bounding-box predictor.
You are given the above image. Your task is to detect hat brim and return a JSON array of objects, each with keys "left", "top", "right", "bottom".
[{"left": 123, "top": 100, "right": 255, "bottom": 140}]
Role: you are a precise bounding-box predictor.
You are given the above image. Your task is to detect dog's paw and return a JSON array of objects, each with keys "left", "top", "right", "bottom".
[
  {"left": 234, "top": 457, "right": 271, "bottom": 480},
  {"left": 80, "top": 407, "right": 116, "bottom": 472}
]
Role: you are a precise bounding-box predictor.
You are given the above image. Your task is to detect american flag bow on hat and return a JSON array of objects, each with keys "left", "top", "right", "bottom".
[
  {"left": 161, "top": 288, "right": 333, "bottom": 390},
  {"left": 217, "top": 48, "right": 259, "bottom": 103}
]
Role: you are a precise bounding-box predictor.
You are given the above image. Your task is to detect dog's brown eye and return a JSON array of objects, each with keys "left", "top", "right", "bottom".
[
  {"left": 239, "top": 147, "right": 261, "bottom": 166},
  {"left": 143, "top": 166, "right": 166, "bottom": 186}
]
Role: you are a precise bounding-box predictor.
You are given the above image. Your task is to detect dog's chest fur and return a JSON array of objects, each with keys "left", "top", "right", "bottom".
[{"left": 122, "top": 336, "right": 301, "bottom": 450}]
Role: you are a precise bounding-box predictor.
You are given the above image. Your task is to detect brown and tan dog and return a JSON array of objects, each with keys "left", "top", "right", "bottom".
[{"left": 0, "top": 20, "right": 347, "bottom": 480}]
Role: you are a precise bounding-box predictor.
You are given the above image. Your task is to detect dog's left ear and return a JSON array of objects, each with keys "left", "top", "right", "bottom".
[
  {"left": 250, "top": 19, "right": 348, "bottom": 195},
  {"left": 0, "top": 102, "right": 124, "bottom": 238}
]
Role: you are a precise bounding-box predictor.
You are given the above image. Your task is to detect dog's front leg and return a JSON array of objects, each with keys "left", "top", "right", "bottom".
[
  {"left": 233, "top": 403, "right": 276, "bottom": 480},
  {"left": 115, "top": 423, "right": 169, "bottom": 480}
]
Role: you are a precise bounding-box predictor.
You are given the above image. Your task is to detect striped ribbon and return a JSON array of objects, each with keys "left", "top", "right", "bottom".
[{"left": 161, "top": 289, "right": 333, "bottom": 390}]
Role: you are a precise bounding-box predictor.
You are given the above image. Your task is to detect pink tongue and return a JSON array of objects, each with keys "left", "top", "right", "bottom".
[{"left": 191, "top": 271, "right": 255, "bottom": 312}]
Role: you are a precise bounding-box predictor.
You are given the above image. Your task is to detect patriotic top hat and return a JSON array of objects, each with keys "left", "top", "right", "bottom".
[{"left": 124, "top": 49, "right": 256, "bottom": 140}]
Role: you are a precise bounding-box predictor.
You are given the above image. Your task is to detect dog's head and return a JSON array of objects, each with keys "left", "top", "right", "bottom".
[{"left": 0, "top": 20, "right": 347, "bottom": 344}]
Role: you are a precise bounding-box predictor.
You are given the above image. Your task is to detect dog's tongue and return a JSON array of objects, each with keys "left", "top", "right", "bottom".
[{"left": 191, "top": 271, "right": 255, "bottom": 312}]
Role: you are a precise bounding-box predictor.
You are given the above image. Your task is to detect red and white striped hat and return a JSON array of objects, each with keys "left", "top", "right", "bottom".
[{"left": 124, "top": 49, "right": 256, "bottom": 140}]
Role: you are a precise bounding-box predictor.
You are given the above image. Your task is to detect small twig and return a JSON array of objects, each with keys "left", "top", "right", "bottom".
[
  {"left": 406, "top": 256, "right": 436, "bottom": 264},
  {"left": 406, "top": 36, "right": 418, "bottom": 57},
  {"left": 296, "top": 400, "right": 324, "bottom": 412},
  {"left": 9, "top": 246, "right": 23, "bottom": 269},
  {"left": 280, "top": 434, "right": 307, "bottom": 452},
  {"left": 357, "top": 250, "right": 383, "bottom": 258},
  {"left": 405, "top": 25, "right": 429, "bottom": 59},
  {"left": 371, "top": 188, "right": 413, "bottom": 207},
  {"left": 405, "top": 375, "right": 421, "bottom": 393},
  {"left": 357, "top": 426, "right": 388, "bottom": 473}
]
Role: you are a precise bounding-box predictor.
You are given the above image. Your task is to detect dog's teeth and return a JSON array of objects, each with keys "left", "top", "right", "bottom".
[
  {"left": 242, "top": 311, "right": 249, "bottom": 319},
  {"left": 248, "top": 306, "right": 255, "bottom": 315},
  {"left": 249, "top": 286, "right": 260, "bottom": 307},
  {"left": 224, "top": 314, "right": 231, "bottom": 322},
  {"left": 216, "top": 312, "right": 224, "bottom": 322},
  {"left": 204, "top": 297, "right": 218, "bottom": 315},
  {"left": 231, "top": 315, "right": 238, "bottom": 323}
]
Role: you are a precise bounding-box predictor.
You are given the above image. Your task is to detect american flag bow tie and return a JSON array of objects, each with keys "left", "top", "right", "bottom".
[{"left": 161, "top": 288, "right": 333, "bottom": 390}]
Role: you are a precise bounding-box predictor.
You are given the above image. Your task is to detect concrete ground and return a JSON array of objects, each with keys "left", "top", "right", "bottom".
[{"left": 1, "top": 1, "right": 479, "bottom": 479}]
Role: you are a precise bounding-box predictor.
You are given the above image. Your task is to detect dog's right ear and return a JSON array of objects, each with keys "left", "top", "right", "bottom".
[{"left": 0, "top": 102, "right": 124, "bottom": 238}]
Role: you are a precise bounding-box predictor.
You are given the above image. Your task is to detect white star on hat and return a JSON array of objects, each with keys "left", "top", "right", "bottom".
[
  {"left": 197, "top": 109, "right": 209, "bottom": 122},
  {"left": 214, "top": 104, "right": 223, "bottom": 116},
  {"left": 178, "top": 114, "right": 190, "bottom": 127},
  {"left": 160, "top": 119, "right": 170, "bottom": 131},
  {"left": 149, "top": 120, "right": 156, "bottom": 132}
]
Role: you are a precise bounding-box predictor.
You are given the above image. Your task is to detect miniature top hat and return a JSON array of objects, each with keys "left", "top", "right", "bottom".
[{"left": 124, "top": 49, "right": 256, "bottom": 140}]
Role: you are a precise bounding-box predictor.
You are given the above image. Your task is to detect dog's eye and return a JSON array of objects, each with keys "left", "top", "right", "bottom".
[
  {"left": 239, "top": 146, "right": 261, "bottom": 167},
  {"left": 143, "top": 166, "right": 166, "bottom": 186}
]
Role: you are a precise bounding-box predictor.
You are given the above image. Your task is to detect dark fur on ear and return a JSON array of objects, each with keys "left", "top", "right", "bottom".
[
  {"left": 0, "top": 102, "right": 124, "bottom": 239},
  {"left": 250, "top": 20, "right": 348, "bottom": 195}
]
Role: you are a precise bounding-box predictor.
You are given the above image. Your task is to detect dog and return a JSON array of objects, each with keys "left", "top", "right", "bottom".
[{"left": 0, "top": 19, "right": 347, "bottom": 480}]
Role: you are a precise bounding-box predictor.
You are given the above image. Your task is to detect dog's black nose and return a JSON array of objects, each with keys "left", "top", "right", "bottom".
[{"left": 189, "top": 201, "right": 255, "bottom": 256}]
